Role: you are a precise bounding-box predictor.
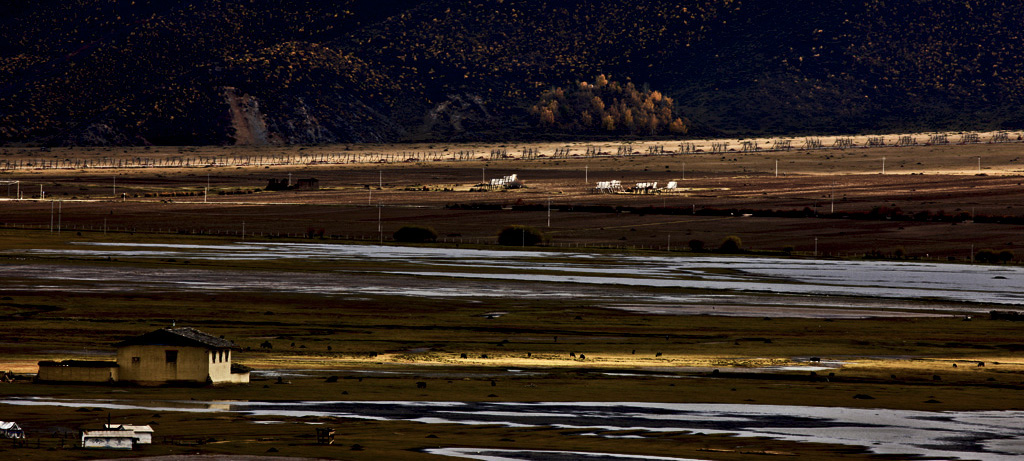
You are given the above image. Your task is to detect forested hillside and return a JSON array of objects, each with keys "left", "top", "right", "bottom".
[{"left": 1, "top": 0, "right": 1022, "bottom": 145}]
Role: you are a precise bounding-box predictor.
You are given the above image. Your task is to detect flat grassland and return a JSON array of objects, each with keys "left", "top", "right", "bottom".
[
  {"left": 2, "top": 139, "right": 1024, "bottom": 258},
  {"left": 1, "top": 140, "right": 1023, "bottom": 459}
]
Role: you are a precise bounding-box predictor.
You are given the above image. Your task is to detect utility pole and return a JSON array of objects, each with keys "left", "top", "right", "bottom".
[
  {"left": 547, "top": 199, "right": 551, "bottom": 228},
  {"left": 113, "top": 175, "right": 116, "bottom": 197},
  {"left": 830, "top": 181, "right": 835, "bottom": 214},
  {"left": 775, "top": 159, "right": 778, "bottom": 178},
  {"left": 585, "top": 165, "right": 588, "bottom": 184},
  {"left": 814, "top": 237, "right": 818, "bottom": 256},
  {"left": 882, "top": 157, "right": 886, "bottom": 175}
]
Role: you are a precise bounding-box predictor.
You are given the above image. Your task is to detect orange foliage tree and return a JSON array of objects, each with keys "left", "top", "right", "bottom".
[{"left": 530, "top": 75, "right": 688, "bottom": 135}]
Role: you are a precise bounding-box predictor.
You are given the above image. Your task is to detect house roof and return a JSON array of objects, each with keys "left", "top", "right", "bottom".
[
  {"left": 114, "top": 327, "right": 236, "bottom": 349},
  {"left": 37, "top": 360, "right": 117, "bottom": 368},
  {"left": 0, "top": 421, "right": 21, "bottom": 431},
  {"left": 104, "top": 424, "right": 153, "bottom": 433},
  {"left": 82, "top": 430, "right": 137, "bottom": 440}
]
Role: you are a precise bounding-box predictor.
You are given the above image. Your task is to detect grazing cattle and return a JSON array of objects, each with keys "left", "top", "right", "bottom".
[{"left": 416, "top": 381, "right": 427, "bottom": 389}]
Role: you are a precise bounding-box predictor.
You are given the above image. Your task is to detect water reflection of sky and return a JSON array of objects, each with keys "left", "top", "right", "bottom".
[
  {"left": 4, "top": 397, "right": 1022, "bottom": 461},
  {"left": 5, "top": 242, "right": 1023, "bottom": 314},
  {"left": 424, "top": 448, "right": 709, "bottom": 461}
]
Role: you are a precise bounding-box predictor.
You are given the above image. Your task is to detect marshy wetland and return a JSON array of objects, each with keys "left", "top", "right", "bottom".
[
  {"left": 2, "top": 142, "right": 1024, "bottom": 459},
  {"left": 2, "top": 235, "right": 1024, "bottom": 460}
]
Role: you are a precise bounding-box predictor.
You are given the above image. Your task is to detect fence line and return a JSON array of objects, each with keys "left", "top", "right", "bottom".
[{"left": 3, "top": 131, "right": 1020, "bottom": 172}]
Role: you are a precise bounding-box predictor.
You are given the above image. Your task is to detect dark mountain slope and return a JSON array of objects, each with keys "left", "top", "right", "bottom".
[
  {"left": 1, "top": 0, "right": 1022, "bottom": 145},
  {"left": 661, "top": 0, "right": 1024, "bottom": 134}
]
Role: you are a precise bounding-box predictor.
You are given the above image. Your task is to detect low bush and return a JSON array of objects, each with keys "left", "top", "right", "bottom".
[
  {"left": 497, "top": 225, "right": 544, "bottom": 246},
  {"left": 393, "top": 225, "right": 438, "bottom": 243}
]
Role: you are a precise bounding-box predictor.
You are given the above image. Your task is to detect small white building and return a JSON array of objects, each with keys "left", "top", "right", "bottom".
[
  {"left": 0, "top": 421, "right": 25, "bottom": 439},
  {"left": 81, "top": 430, "right": 136, "bottom": 449},
  {"left": 104, "top": 424, "right": 154, "bottom": 444}
]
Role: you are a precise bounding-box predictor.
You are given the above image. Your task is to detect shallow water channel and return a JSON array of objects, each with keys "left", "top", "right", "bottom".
[
  {"left": 5, "top": 241, "right": 1023, "bottom": 317},
  {"left": 3, "top": 397, "right": 1023, "bottom": 460}
]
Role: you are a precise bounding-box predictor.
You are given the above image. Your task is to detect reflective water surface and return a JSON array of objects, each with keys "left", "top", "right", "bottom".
[
  {"left": 3, "top": 398, "right": 1023, "bottom": 460},
  {"left": 4, "top": 242, "right": 1020, "bottom": 317}
]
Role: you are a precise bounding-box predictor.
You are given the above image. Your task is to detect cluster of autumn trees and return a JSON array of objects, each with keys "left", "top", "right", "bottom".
[
  {"left": 353, "top": 1, "right": 729, "bottom": 109},
  {"left": 530, "top": 75, "right": 688, "bottom": 135}
]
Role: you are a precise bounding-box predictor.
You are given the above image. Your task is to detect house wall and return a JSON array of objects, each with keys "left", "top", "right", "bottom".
[
  {"left": 117, "top": 345, "right": 212, "bottom": 383},
  {"left": 37, "top": 364, "right": 117, "bottom": 383},
  {"left": 228, "top": 371, "right": 250, "bottom": 384},
  {"left": 82, "top": 435, "right": 134, "bottom": 449},
  {"left": 206, "top": 348, "right": 233, "bottom": 383}
]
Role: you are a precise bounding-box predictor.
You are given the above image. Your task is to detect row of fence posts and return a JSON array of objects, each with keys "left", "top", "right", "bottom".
[{"left": 1, "top": 132, "right": 1020, "bottom": 171}]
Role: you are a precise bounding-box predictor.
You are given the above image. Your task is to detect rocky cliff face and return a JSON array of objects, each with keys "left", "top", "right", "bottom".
[{"left": 224, "top": 87, "right": 276, "bottom": 145}]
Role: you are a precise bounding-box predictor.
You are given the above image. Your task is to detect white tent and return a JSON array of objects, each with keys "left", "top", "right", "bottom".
[{"left": 0, "top": 421, "right": 25, "bottom": 439}]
